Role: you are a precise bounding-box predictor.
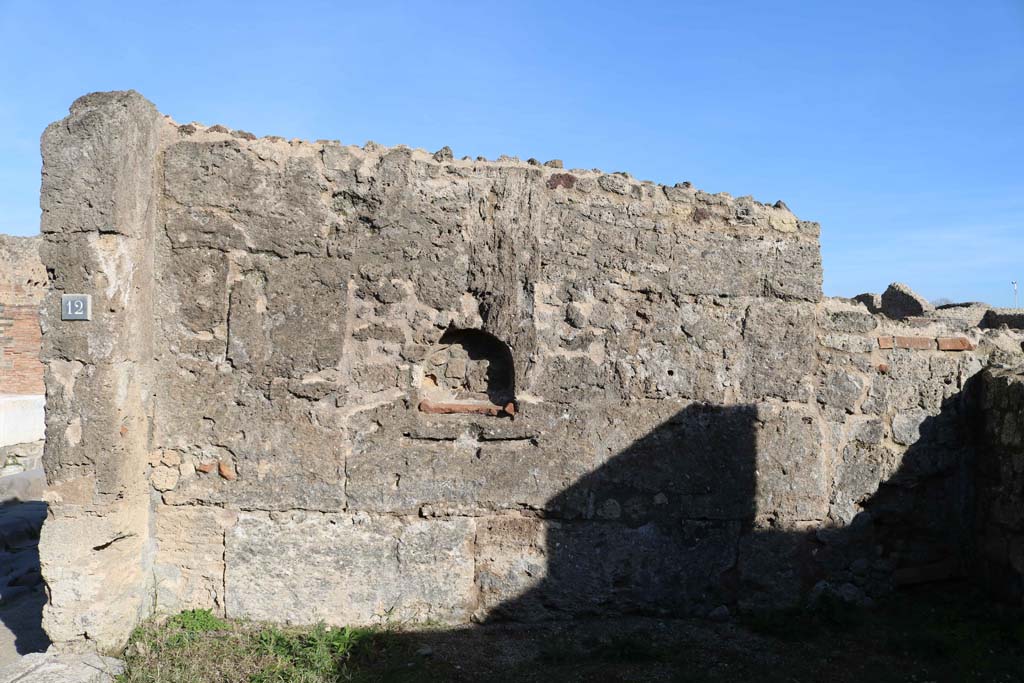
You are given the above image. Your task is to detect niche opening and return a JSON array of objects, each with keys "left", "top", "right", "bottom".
[{"left": 418, "top": 328, "right": 516, "bottom": 417}]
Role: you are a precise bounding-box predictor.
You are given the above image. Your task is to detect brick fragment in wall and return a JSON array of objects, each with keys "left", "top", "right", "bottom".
[
  {"left": 893, "top": 336, "right": 934, "bottom": 350},
  {"left": 936, "top": 337, "right": 975, "bottom": 351}
]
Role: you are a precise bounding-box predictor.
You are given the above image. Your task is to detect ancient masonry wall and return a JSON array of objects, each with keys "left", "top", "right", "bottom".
[
  {"left": 975, "top": 365, "right": 1024, "bottom": 606},
  {"left": 38, "top": 91, "right": 1024, "bottom": 651}
]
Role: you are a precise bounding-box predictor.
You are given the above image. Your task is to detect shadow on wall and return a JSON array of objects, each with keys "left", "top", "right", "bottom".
[
  {"left": 488, "top": 403, "right": 759, "bottom": 620},
  {"left": 479, "top": 378, "right": 983, "bottom": 621},
  {"left": 17, "top": 358, "right": 992, "bottom": 667},
  {"left": 0, "top": 499, "right": 50, "bottom": 661},
  {"left": 329, "top": 386, "right": 993, "bottom": 680}
]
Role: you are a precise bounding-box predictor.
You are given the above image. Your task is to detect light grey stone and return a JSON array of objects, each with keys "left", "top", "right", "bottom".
[
  {"left": 226, "top": 512, "right": 476, "bottom": 625},
  {"left": 892, "top": 409, "right": 929, "bottom": 446},
  {"left": 0, "top": 651, "right": 123, "bottom": 683}
]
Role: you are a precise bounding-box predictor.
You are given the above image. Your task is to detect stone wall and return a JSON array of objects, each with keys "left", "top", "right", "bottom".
[
  {"left": 0, "top": 236, "right": 45, "bottom": 396},
  {"left": 37, "top": 91, "right": 1024, "bottom": 651},
  {"left": 39, "top": 92, "right": 161, "bottom": 650},
  {"left": 975, "top": 364, "right": 1024, "bottom": 606},
  {"left": 811, "top": 298, "right": 1023, "bottom": 597}
]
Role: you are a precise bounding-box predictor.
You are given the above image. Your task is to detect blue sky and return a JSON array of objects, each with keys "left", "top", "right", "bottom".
[{"left": 1, "top": 0, "right": 1021, "bottom": 304}]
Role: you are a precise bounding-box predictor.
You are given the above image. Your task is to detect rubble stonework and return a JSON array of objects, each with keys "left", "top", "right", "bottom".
[
  {"left": 975, "top": 365, "right": 1024, "bottom": 606},
  {"left": 36, "top": 91, "right": 1024, "bottom": 650},
  {"left": 879, "top": 282, "right": 934, "bottom": 320}
]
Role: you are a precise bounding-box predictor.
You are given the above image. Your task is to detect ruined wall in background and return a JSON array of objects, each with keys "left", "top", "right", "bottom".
[
  {"left": 37, "top": 91, "right": 1024, "bottom": 651},
  {"left": 975, "top": 365, "right": 1024, "bottom": 606},
  {"left": 0, "top": 235, "right": 46, "bottom": 479},
  {"left": 0, "top": 235, "right": 45, "bottom": 396},
  {"left": 810, "top": 299, "right": 1024, "bottom": 602}
]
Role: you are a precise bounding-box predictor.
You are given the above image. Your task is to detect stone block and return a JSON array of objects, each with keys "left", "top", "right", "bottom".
[
  {"left": 0, "top": 651, "right": 123, "bottom": 683},
  {"left": 154, "top": 505, "right": 237, "bottom": 614},
  {"left": 881, "top": 282, "right": 934, "bottom": 320},
  {"left": 820, "top": 308, "right": 878, "bottom": 333},
  {"left": 742, "top": 302, "right": 816, "bottom": 401},
  {"left": 479, "top": 516, "right": 742, "bottom": 619},
  {"left": 225, "top": 512, "right": 476, "bottom": 625},
  {"left": 753, "top": 403, "right": 828, "bottom": 523},
  {"left": 163, "top": 141, "right": 328, "bottom": 257},
  {"left": 892, "top": 409, "right": 929, "bottom": 446}
]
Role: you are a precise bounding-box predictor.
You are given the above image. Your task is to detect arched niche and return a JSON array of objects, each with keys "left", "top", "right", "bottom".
[{"left": 418, "top": 328, "right": 516, "bottom": 417}]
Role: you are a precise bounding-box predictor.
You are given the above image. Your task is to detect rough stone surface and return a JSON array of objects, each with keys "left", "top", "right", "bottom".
[
  {"left": 983, "top": 308, "right": 1024, "bottom": 330},
  {"left": 38, "top": 90, "right": 162, "bottom": 651},
  {"left": 853, "top": 292, "right": 882, "bottom": 314},
  {"left": 227, "top": 512, "right": 475, "bottom": 624},
  {"left": 975, "top": 365, "right": 1024, "bottom": 606},
  {"left": 35, "top": 91, "right": 1024, "bottom": 651},
  {"left": 0, "top": 650, "right": 122, "bottom": 682},
  {"left": 880, "top": 282, "right": 934, "bottom": 320},
  {"left": 0, "top": 441, "right": 43, "bottom": 476}
]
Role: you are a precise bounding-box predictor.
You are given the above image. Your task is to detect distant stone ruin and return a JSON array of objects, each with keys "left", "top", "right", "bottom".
[
  {"left": 34, "top": 91, "right": 1024, "bottom": 651},
  {"left": 0, "top": 236, "right": 45, "bottom": 397},
  {"left": 0, "top": 235, "right": 45, "bottom": 478}
]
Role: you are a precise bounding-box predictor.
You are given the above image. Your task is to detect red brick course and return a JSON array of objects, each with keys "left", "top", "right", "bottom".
[
  {"left": 876, "top": 335, "right": 975, "bottom": 353},
  {"left": 937, "top": 337, "right": 975, "bottom": 351},
  {"left": 0, "top": 302, "right": 43, "bottom": 394},
  {"left": 893, "top": 336, "right": 935, "bottom": 350}
]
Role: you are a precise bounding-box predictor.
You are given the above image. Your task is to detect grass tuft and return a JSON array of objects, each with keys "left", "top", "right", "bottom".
[
  {"left": 168, "top": 609, "right": 230, "bottom": 633},
  {"left": 116, "top": 610, "right": 406, "bottom": 683}
]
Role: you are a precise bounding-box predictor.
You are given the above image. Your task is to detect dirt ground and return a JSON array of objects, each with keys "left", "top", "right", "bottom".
[{"left": 339, "top": 585, "right": 1023, "bottom": 683}]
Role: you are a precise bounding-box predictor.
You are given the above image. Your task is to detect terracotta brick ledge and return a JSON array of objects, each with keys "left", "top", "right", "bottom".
[
  {"left": 876, "top": 336, "right": 974, "bottom": 352},
  {"left": 418, "top": 399, "right": 516, "bottom": 417}
]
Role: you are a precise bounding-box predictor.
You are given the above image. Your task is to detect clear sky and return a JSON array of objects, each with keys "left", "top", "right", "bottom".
[{"left": 1, "top": 0, "right": 1021, "bottom": 304}]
